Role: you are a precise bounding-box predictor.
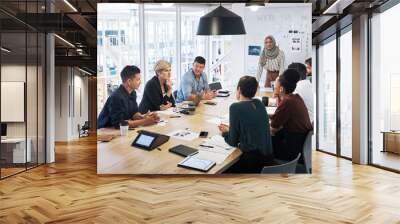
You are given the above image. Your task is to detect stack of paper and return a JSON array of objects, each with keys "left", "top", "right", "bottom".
[{"left": 168, "top": 129, "right": 199, "bottom": 141}]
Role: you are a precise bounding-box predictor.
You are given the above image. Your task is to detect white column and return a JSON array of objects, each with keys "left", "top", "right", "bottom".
[
  {"left": 352, "top": 14, "right": 369, "bottom": 164},
  {"left": 46, "top": 32, "right": 55, "bottom": 163}
]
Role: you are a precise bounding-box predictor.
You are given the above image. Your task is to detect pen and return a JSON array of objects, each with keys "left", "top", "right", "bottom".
[
  {"left": 169, "top": 115, "right": 181, "bottom": 118},
  {"left": 199, "top": 144, "right": 214, "bottom": 148}
]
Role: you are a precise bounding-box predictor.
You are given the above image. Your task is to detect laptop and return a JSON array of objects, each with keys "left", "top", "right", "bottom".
[{"left": 209, "top": 82, "right": 222, "bottom": 91}]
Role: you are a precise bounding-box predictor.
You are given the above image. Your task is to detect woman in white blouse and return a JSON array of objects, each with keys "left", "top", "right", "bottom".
[{"left": 255, "top": 35, "right": 285, "bottom": 88}]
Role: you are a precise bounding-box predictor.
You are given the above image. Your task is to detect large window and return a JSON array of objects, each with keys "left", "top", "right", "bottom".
[
  {"left": 144, "top": 5, "right": 177, "bottom": 86},
  {"left": 97, "top": 4, "right": 140, "bottom": 114},
  {"left": 339, "top": 28, "right": 352, "bottom": 158},
  {"left": 317, "top": 36, "right": 337, "bottom": 154},
  {"left": 370, "top": 3, "right": 400, "bottom": 171},
  {"left": 209, "top": 36, "right": 233, "bottom": 86},
  {"left": 317, "top": 28, "right": 353, "bottom": 159},
  {"left": 180, "top": 6, "right": 207, "bottom": 83}
]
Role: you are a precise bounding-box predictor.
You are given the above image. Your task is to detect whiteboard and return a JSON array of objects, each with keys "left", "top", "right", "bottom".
[{"left": 1, "top": 82, "right": 25, "bottom": 122}]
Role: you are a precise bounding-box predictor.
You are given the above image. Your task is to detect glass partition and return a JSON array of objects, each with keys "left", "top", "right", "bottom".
[
  {"left": 0, "top": 1, "right": 46, "bottom": 179},
  {"left": 317, "top": 36, "right": 337, "bottom": 155},
  {"left": 370, "top": 3, "right": 400, "bottom": 171}
]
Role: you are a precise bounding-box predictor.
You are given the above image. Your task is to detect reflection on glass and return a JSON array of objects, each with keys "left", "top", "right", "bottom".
[
  {"left": 27, "top": 32, "right": 39, "bottom": 169},
  {"left": 371, "top": 4, "right": 400, "bottom": 171},
  {"left": 318, "top": 38, "right": 337, "bottom": 154},
  {"left": 1, "top": 31, "right": 28, "bottom": 177},
  {"left": 340, "top": 30, "right": 352, "bottom": 158},
  {"left": 209, "top": 36, "right": 232, "bottom": 87}
]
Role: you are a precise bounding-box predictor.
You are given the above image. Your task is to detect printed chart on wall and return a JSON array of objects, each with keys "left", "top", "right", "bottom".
[{"left": 243, "top": 4, "right": 312, "bottom": 75}]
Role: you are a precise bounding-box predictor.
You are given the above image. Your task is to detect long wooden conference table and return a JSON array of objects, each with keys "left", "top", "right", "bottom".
[{"left": 97, "top": 89, "right": 273, "bottom": 174}]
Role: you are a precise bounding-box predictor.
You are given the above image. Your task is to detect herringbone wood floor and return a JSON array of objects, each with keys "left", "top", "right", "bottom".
[{"left": 1, "top": 136, "right": 400, "bottom": 224}]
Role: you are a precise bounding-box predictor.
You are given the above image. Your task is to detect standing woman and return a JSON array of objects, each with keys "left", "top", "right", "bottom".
[
  {"left": 256, "top": 35, "right": 285, "bottom": 88},
  {"left": 139, "top": 60, "right": 175, "bottom": 113}
]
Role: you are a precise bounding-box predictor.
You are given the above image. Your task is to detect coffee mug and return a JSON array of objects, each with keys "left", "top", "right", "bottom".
[{"left": 262, "top": 96, "right": 269, "bottom": 107}]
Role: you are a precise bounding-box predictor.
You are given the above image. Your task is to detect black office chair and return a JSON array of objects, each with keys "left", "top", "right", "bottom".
[
  {"left": 78, "top": 121, "right": 90, "bottom": 138},
  {"left": 261, "top": 153, "right": 301, "bottom": 174}
]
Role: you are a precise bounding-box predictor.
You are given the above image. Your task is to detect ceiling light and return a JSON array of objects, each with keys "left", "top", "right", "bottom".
[
  {"left": 63, "top": 0, "right": 78, "bottom": 12},
  {"left": 54, "top": 34, "right": 75, "bottom": 48},
  {"left": 245, "top": 3, "right": 265, "bottom": 12},
  {"left": 197, "top": 5, "right": 246, "bottom": 36},
  {"left": 1, "top": 47, "right": 11, "bottom": 53}
]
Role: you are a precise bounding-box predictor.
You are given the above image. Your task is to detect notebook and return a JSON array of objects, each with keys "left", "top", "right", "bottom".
[{"left": 169, "top": 144, "right": 198, "bottom": 157}]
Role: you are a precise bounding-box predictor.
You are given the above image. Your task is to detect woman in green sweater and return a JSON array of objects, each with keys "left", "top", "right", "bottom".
[{"left": 218, "top": 76, "right": 274, "bottom": 173}]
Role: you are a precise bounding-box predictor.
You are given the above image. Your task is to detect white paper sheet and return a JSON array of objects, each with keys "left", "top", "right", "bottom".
[
  {"left": 157, "top": 108, "right": 178, "bottom": 116},
  {"left": 213, "top": 97, "right": 225, "bottom": 103},
  {"left": 206, "top": 114, "right": 229, "bottom": 125},
  {"left": 266, "top": 106, "right": 277, "bottom": 115},
  {"left": 206, "top": 117, "right": 229, "bottom": 125},
  {"left": 259, "top": 87, "right": 273, "bottom": 92},
  {"left": 168, "top": 130, "right": 199, "bottom": 141},
  {"left": 192, "top": 150, "right": 228, "bottom": 165},
  {"left": 202, "top": 135, "right": 235, "bottom": 151},
  {"left": 157, "top": 119, "right": 168, "bottom": 126}
]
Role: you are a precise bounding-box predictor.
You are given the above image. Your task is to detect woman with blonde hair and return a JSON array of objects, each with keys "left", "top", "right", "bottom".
[
  {"left": 255, "top": 35, "right": 285, "bottom": 88},
  {"left": 139, "top": 60, "right": 175, "bottom": 113}
]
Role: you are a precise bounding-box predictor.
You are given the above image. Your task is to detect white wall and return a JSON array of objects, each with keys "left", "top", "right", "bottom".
[
  {"left": 229, "top": 3, "right": 312, "bottom": 86},
  {"left": 54, "top": 67, "right": 89, "bottom": 141}
]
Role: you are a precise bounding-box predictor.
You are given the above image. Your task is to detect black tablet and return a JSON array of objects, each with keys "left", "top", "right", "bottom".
[{"left": 131, "top": 130, "right": 169, "bottom": 150}]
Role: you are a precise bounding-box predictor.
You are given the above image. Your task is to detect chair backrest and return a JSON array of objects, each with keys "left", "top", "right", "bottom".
[
  {"left": 173, "top": 90, "right": 178, "bottom": 99},
  {"left": 82, "top": 121, "right": 90, "bottom": 129},
  {"left": 302, "top": 131, "right": 313, "bottom": 174},
  {"left": 261, "top": 153, "right": 301, "bottom": 174}
]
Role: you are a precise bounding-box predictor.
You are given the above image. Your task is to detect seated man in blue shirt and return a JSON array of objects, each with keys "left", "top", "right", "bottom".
[
  {"left": 176, "top": 56, "right": 217, "bottom": 103},
  {"left": 97, "top": 65, "right": 160, "bottom": 129}
]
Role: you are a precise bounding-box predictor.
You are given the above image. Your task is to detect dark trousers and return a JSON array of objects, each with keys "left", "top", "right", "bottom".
[
  {"left": 224, "top": 151, "right": 275, "bottom": 174},
  {"left": 265, "top": 70, "right": 279, "bottom": 88},
  {"left": 272, "top": 129, "right": 307, "bottom": 164}
]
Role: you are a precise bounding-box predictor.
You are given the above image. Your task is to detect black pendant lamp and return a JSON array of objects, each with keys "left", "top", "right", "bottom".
[{"left": 197, "top": 5, "right": 246, "bottom": 35}]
